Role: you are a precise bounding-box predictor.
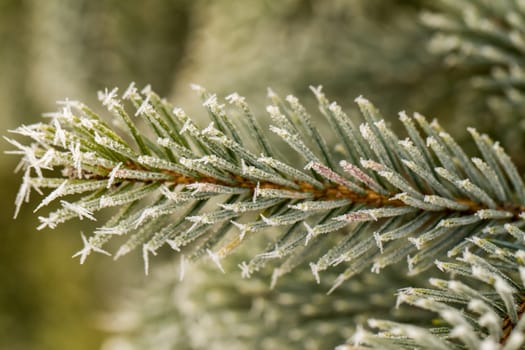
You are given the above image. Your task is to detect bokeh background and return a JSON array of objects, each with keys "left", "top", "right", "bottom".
[{"left": 0, "top": 0, "right": 510, "bottom": 349}]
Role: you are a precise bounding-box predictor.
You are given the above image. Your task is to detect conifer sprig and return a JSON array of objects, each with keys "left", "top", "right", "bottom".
[
  {"left": 348, "top": 238, "right": 525, "bottom": 350},
  {"left": 6, "top": 83, "right": 525, "bottom": 291}
]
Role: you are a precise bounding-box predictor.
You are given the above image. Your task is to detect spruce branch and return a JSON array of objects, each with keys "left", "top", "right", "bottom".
[
  {"left": 7, "top": 83, "right": 525, "bottom": 292},
  {"left": 348, "top": 237, "right": 525, "bottom": 349}
]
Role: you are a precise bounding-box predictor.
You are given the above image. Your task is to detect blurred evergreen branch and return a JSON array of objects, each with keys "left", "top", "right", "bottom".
[
  {"left": 100, "top": 257, "right": 426, "bottom": 350},
  {"left": 423, "top": 0, "right": 525, "bottom": 163}
]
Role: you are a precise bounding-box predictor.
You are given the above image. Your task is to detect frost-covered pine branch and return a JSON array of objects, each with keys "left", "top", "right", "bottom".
[{"left": 6, "top": 83, "right": 525, "bottom": 293}]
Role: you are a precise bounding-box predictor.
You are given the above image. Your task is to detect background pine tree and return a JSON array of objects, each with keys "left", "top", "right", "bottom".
[{"left": 3, "top": 1, "right": 525, "bottom": 349}]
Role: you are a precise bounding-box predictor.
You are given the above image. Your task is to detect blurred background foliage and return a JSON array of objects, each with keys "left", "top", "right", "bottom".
[{"left": 0, "top": 0, "right": 519, "bottom": 349}]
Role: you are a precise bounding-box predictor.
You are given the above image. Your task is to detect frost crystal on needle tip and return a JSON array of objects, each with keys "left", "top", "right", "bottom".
[
  {"left": 207, "top": 249, "right": 225, "bottom": 273},
  {"left": 72, "top": 232, "right": 111, "bottom": 265},
  {"left": 122, "top": 82, "right": 137, "bottom": 100}
]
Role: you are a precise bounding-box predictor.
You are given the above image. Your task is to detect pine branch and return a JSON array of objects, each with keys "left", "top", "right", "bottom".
[
  {"left": 6, "top": 83, "right": 525, "bottom": 292},
  {"left": 348, "top": 236, "right": 525, "bottom": 349}
]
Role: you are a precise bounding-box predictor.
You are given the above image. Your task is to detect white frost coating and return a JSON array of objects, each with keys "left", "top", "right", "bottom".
[
  {"left": 379, "top": 170, "right": 421, "bottom": 198},
  {"left": 52, "top": 117, "right": 67, "bottom": 148},
  {"left": 303, "top": 222, "right": 315, "bottom": 246},
  {"left": 252, "top": 181, "right": 260, "bottom": 203},
  {"left": 307, "top": 161, "right": 363, "bottom": 193},
  {"left": 8, "top": 125, "right": 45, "bottom": 143},
  {"left": 206, "top": 249, "right": 225, "bottom": 273},
  {"left": 327, "top": 275, "right": 346, "bottom": 295},
  {"left": 179, "top": 119, "right": 193, "bottom": 135},
  {"left": 285, "top": 94, "right": 299, "bottom": 106},
  {"left": 34, "top": 180, "right": 68, "bottom": 212},
  {"left": 350, "top": 325, "right": 366, "bottom": 347},
  {"left": 69, "top": 142, "right": 83, "bottom": 178},
  {"left": 503, "top": 224, "right": 525, "bottom": 242},
  {"left": 289, "top": 199, "right": 350, "bottom": 212},
  {"left": 189, "top": 83, "right": 205, "bottom": 93},
  {"left": 504, "top": 332, "right": 525, "bottom": 350},
  {"left": 107, "top": 162, "right": 123, "bottom": 189},
  {"left": 494, "top": 277, "right": 518, "bottom": 324},
  {"left": 359, "top": 158, "right": 384, "bottom": 171},
  {"left": 328, "top": 101, "right": 343, "bottom": 115},
  {"left": 471, "top": 156, "right": 507, "bottom": 202},
  {"left": 373, "top": 231, "right": 383, "bottom": 253},
  {"left": 165, "top": 239, "right": 181, "bottom": 252},
  {"left": 354, "top": 95, "right": 370, "bottom": 105},
  {"left": 259, "top": 214, "right": 274, "bottom": 226},
  {"left": 140, "top": 84, "right": 151, "bottom": 95},
  {"left": 56, "top": 98, "right": 81, "bottom": 111},
  {"left": 478, "top": 312, "right": 502, "bottom": 340},
  {"left": 14, "top": 169, "right": 31, "bottom": 219},
  {"left": 37, "top": 213, "right": 59, "bottom": 230},
  {"left": 438, "top": 215, "right": 480, "bottom": 227},
  {"left": 122, "top": 82, "right": 138, "bottom": 100},
  {"left": 225, "top": 92, "right": 246, "bottom": 106},
  {"left": 265, "top": 105, "right": 281, "bottom": 116},
  {"left": 98, "top": 87, "right": 118, "bottom": 106},
  {"left": 156, "top": 137, "right": 171, "bottom": 148},
  {"left": 72, "top": 232, "right": 111, "bottom": 264},
  {"left": 79, "top": 116, "right": 96, "bottom": 130},
  {"left": 408, "top": 237, "right": 423, "bottom": 250},
  {"left": 449, "top": 324, "right": 480, "bottom": 349},
  {"left": 7, "top": 139, "right": 47, "bottom": 177},
  {"left": 336, "top": 207, "right": 416, "bottom": 222},
  {"left": 476, "top": 209, "right": 513, "bottom": 220},
  {"left": 309, "top": 262, "right": 320, "bottom": 284},
  {"left": 424, "top": 195, "right": 469, "bottom": 211},
  {"left": 435, "top": 260, "right": 446, "bottom": 272},
  {"left": 393, "top": 192, "right": 442, "bottom": 211},
  {"left": 94, "top": 225, "right": 126, "bottom": 236},
  {"left": 201, "top": 122, "right": 220, "bottom": 137},
  {"left": 340, "top": 159, "right": 386, "bottom": 194},
  {"left": 457, "top": 178, "right": 497, "bottom": 209},
  {"left": 270, "top": 268, "right": 280, "bottom": 289},
  {"left": 171, "top": 107, "right": 186, "bottom": 119},
  {"left": 309, "top": 85, "right": 323, "bottom": 99},
  {"left": 60, "top": 200, "right": 96, "bottom": 221},
  {"left": 268, "top": 125, "right": 288, "bottom": 139},
  {"left": 238, "top": 261, "right": 251, "bottom": 278},
  {"left": 494, "top": 141, "right": 525, "bottom": 203},
  {"left": 134, "top": 207, "right": 156, "bottom": 228},
  {"left": 134, "top": 94, "right": 153, "bottom": 116},
  {"left": 407, "top": 255, "right": 415, "bottom": 272},
  {"left": 266, "top": 87, "right": 277, "bottom": 99},
  {"left": 515, "top": 250, "right": 525, "bottom": 264},
  {"left": 160, "top": 185, "right": 180, "bottom": 202},
  {"left": 142, "top": 244, "right": 155, "bottom": 275},
  {"left": 202, "top": 94, "right": 225, "bottom": 115},
  {"left": 231, "top": 220, "right": 249, "bottom": 241}
]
